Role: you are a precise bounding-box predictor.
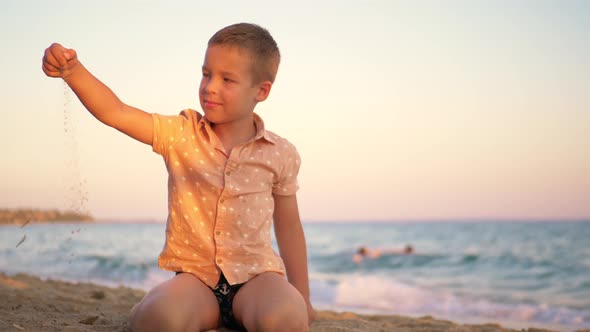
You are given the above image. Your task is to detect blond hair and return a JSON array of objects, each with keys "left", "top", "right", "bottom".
[{"left": 208, "top": 23, "right": 280, "bottom": 84}]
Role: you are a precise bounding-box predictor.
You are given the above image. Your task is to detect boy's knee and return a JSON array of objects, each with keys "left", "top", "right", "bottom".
[
  {"left": 255, "top": 300, "right": 308, "bottom": 332},
  {"left": 129, "top": 297, "right": 185, "bottom": 332}
]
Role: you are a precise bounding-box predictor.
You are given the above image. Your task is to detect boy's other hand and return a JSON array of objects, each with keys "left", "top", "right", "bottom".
[
  {"left": 42, "top": 43, "right": 79, "bottom": 79},
  {"left": 308, "top": 302, "right": 317, "bottom": 324}
]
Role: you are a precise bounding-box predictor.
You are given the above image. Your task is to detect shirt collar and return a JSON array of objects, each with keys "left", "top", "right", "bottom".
[{"left": 197, "top": 112, "right": 276, "bottom": 145}]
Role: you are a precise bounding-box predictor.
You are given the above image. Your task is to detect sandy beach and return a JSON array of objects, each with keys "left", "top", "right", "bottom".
[{"left": 2, "top": 272, "right": 582, "bottom": 332}]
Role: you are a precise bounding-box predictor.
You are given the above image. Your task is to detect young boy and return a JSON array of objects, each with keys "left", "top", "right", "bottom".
[{"left": 42, "top": 23, "right": 315, "bottom": 332}]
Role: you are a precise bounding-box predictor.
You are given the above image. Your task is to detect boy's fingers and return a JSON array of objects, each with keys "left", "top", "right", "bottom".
[
  {"left": 42, "top": 62, "right": 59, "bottom": 75},
  {"left": 44, "top": 53, "right": 58, "bottom": 68},
  {"left": 43, "top": 61, "right": 59, "bottom": 74},
  {"left": 56, "top": 51, "right": 68, "bottom": 67},
  {"left": 42, "top": 63, "right": 60, "bottom": 77},
  {"left": 48, "top": 44, "right": 68, "bottom": 67},
  {"left": 64, "top": 49, "right": 77, "bottom": 62},
  {"left": 44, "top": 49, "right": 62, "bottom": 68},
  {"left": 43, "top": 43, "right": 77, "bottom": 69}
]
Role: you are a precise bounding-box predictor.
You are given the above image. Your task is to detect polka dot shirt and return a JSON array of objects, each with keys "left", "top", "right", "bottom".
[{"left": 152, "top": 109, "right": 300, "bottom": 287}]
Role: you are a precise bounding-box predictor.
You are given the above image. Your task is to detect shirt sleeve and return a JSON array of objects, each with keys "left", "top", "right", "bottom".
[
  {"left": 272, "top": 141, "right": 301, "bottom": 196},
  {"left": 152, "top": 110, "right": 195, "bottom": 159}
]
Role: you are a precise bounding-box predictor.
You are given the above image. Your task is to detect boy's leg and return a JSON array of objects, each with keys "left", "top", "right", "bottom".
[
  {"left": 129, "top": 272, "right": 220, "bottom": 332},
  {"left": 232, "top": 272, "right": 309, "bottom": 332}
]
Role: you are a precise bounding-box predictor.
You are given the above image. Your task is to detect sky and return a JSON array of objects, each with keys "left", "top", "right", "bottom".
[{"left": 1, "top": 0, "right": 588, "bottom": 222}]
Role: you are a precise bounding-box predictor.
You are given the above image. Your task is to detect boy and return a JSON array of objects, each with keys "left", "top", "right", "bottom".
[{"left": 42, "top": 23, "right": 315, "bottom": 332}]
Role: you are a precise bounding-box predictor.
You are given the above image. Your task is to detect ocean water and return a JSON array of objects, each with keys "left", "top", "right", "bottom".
[{"left": 1, "top": 221, "right": 589, "bottom": 331}]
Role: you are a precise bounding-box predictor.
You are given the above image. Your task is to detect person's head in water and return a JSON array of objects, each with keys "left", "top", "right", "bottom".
[
  {"left": 404, "top": 245, "right": 414, "bottom": 254},
  {"left": 357, "top": 246, "right": 368, "bottom": 256}
]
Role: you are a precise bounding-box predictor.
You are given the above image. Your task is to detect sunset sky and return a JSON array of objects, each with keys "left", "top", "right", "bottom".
[{"left": 1, "top": 1, "right": 588, "bottom": 221}]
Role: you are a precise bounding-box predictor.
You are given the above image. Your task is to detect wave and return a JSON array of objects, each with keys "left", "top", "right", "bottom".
[
  {"left": 309, "top": 249, "right": 584, "bottom": 276},
  {"left": 309, "top": 274, "right": 590, "bottom": 331},
  {"left": 310, "top": 251, "right": 488, "bottom": 276},
  {"left": 79, "top": 254, "right": 154, "bottom": 283}
]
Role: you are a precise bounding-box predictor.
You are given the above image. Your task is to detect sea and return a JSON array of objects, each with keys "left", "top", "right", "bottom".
[{"left": 1, "top": 221, "right": 589, "bottom": 331}]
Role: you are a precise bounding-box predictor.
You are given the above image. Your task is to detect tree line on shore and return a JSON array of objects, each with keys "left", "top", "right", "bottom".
[{"left": 0, "top": 208, "right": 93, "bottom": 224}]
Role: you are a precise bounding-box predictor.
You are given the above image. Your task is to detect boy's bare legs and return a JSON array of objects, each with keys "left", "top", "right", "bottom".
[
  {"left": 233, "top": 272, "right": 309, "bottom": 332},
  {"left": 129, "top": 273, "right": 220, "bottom": 332}
]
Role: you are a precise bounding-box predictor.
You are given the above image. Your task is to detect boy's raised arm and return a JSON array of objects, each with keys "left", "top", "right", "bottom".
[{"left": 42, "top": 43, "right": 153, "bottom": 145}]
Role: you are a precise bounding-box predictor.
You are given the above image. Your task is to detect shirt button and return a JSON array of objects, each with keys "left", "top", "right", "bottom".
[
  {"left": 216, "top": 258, "right": 223, "bottom": 264},
  {"left": 226, "top": 170, "right": 231, "bottom": 176},
  {"left": 215, "top": 230, "right": 221, "bottom": 236},
  {"left": 220, "top": 199, "right": 225, "bottom": 204}
]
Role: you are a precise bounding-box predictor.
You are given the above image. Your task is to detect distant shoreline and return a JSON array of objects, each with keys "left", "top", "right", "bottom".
[{"left": 0, "top": 208, "right": 93, "bottom": 225}]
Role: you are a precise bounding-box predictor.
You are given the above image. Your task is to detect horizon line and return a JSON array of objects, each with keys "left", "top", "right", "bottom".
[{"left": 90, "top": 217, "right": 590, "bottom": 224}]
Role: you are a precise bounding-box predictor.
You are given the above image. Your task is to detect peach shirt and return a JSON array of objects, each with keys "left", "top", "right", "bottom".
[{"left": 151, "top": 109, "right": 301, "bottom": 287}]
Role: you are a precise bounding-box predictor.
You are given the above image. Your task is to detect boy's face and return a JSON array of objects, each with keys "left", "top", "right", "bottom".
[{"left": 199, "top": 45, "right": 268, "bottom": 125}]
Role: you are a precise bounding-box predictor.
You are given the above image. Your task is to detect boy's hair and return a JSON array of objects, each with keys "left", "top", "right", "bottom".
[{"left": 208, "top": 23, "right": 280, "bottom": 84}]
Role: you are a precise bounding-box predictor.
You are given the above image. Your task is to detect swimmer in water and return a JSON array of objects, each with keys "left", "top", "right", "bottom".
[{"left": 353, "top": 244, "right": 414, "bottom": 263}]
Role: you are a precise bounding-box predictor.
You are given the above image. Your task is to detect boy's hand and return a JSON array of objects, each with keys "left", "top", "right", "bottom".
[
  {"left": 307, "top": 301, "right": 317, "bottom": 324},
  {"left": 42, "top": 43, "right": 79, "bottom": 79}
]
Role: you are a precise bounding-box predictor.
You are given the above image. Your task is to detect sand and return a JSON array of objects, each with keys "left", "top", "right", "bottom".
[{"left": 0, "top": 272, "right": 582, "bottom": 332}]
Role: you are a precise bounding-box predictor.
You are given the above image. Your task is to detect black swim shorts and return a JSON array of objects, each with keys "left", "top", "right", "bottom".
[
  {"left": 177, "top": 272, "right": 245, "bottom": 330},
  {"left": 211, "top": 273, "right": 245, "bottom": 330}
]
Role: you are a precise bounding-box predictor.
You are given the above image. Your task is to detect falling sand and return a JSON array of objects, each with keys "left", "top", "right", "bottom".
[
  {"left": 63, "top": 81, "right": 89, "bottom": 216},
  {"left": 11, "top": 84, "right": 92, "bottom": 248},
  {"left": 59, "top": 81, "right": 90, "bottom": 263}
]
